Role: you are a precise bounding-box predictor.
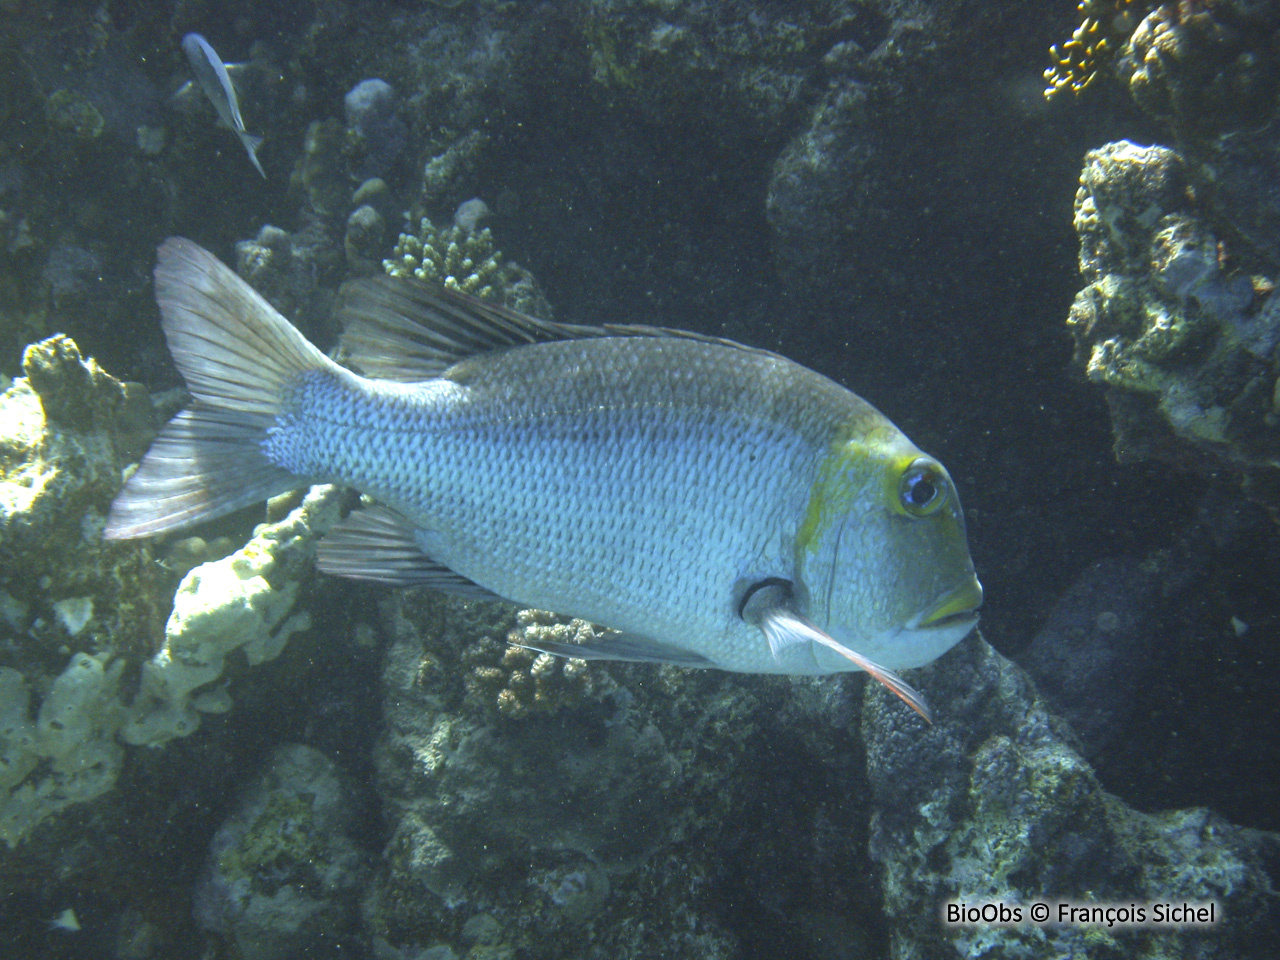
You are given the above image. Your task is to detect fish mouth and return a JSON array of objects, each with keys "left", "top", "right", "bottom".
[{"left": 911, "top": 576, "right": 984, "bottom": 631}]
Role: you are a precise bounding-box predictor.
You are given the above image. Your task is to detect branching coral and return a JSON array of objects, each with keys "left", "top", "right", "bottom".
[
  {"left": 462, "top": 610, "right": 606, "bottom": 719},
  {"left": 386, "top": 217, "right": 504, "bottom": 295},
  {"left": 1046, "top": 0, "right": 1280, "bottom": 133},
  {"left": 383, "top": 213, "right": 551, "bottom": 319},
  {"left": 1044, "top": 0, "right": 1150, "bottom": 99}
]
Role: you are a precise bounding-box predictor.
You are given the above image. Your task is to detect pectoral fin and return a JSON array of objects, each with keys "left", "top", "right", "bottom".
[{"left": 740, "top": 579, "right": 932, "bottom": 723}]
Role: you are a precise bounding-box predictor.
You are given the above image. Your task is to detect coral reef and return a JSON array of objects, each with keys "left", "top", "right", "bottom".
[
  {"left": 864, "top": 633, "right": 1280, "bottom": 959},
  {"left": 345, "top": 78, "right": 407, "bottom": 180},
  {"left": 1014, "top": 490, "right": 1280, "bottom": 826},
  {"left": 235, "top": 224, "right": 342, "bottom": 344},
  {"left": 0, "top": 336, "right": 167, "bottom": 845},
  {"left": 0, "top": 4, "right": 1276, "bottom": 957},
  {"left": 0, "top": 653, "right": 125, "bottom": 848},
  {"left": 383, "top": 211, "right": 551, "bottom": 318},
  {"left": 300, "top": 119, "right": 350, "bottom": 222},
  {"left": 364, "top": 589, "right": 819, "bottom": 960},
  {"left": 194, "top": 744, "right": 368, "bottom": 960},
  {"left": 1065, "top": 140, "right": 1280, "bottom": 510},
  {"left": 0, "top": 337, "right": 162, "bottom": 839},
  {"left": 345, "top": 204, "right": 387, "bottom": 276},
  {"left": 121, "top": 484, "right": 344, "bottom": 748}
]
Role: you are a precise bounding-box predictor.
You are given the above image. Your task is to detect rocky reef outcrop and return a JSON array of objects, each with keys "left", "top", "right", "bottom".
[
  {"left": 865, "top": 634, "right": 1280, "bottom": 960},
  {"left": 1058, "top": 1, "right": 1280, "bottom": 515},
  {"left": 194, "top": 744, "right": 369, "bottom": 960},
  {"left": 1066, "top": 139, "right": 1280, "bottom": 511}
]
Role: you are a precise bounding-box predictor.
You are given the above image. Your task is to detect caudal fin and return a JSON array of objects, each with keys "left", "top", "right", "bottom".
[
  {"left": 240, "top": 131, "right": 265, "bottom": 179},
  {"left": 104, "top": 237, "right": 333, "bottom": 539}
]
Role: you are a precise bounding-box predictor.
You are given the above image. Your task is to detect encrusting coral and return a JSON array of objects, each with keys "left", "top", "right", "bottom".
[
  {"left": 121, "top": 484, "right": 343, "bottom": 748},
  {"left": 0, "top": 335, "right": 165, "bottom": 845},
  {"left": 0, "top": 334, "right": 342, "bottom": 845}
]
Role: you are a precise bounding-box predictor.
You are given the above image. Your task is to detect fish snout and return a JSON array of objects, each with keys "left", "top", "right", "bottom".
[{"left": 913, "top": 575, "right": 983, "bottom": 630}]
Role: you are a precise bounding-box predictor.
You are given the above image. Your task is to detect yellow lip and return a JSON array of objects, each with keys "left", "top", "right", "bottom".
[{"left": 918, "top": 575, "right": 984, "bottom": 628}]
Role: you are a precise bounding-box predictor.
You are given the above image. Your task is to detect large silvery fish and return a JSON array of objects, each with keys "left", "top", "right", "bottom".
[
  {"left": 180, "top": 33, "right": 266, "bottom": 178},
  {"left": 106, "top": 239, "right": 982, "bottom": 719}
]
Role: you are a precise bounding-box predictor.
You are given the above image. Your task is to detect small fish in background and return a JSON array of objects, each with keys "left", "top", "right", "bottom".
[
  {"left": 107, "top": 239, "right": 984, "bottom": 721},
  {"left": 49, "top": 908, "right": 80, "bottom": 933},
  {"left": 179, "top": 32, "right": 265, "bottom": 178}
]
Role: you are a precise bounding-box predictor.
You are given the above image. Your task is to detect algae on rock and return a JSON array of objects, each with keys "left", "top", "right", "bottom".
[
  {"left": 194, "top": 744, "right": 368, "bottom": 960},
  {"left": 364, "top": 590, "right": 784, "bottom": 959}
]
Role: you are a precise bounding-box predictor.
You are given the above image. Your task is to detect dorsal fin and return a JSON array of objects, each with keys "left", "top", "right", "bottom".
[{"left": 335, "top": 275, "right": 779, "bottom": 382}]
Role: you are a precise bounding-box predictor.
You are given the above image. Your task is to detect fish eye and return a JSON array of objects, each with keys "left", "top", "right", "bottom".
[{"left": 898, "top": 459, "right": 948, "bottom": 517}]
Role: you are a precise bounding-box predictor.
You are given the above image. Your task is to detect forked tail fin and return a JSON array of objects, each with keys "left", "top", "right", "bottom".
[
  {"left": 104, "top": 237, "right": 337, "bottom": 539},
  {"left": 240, "top": 131, "right": 266, "bottom": 179}
]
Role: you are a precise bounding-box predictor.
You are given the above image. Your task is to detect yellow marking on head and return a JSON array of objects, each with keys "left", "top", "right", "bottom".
[{"left": 796, "top": 421, "right": 910, "bottom": 556}]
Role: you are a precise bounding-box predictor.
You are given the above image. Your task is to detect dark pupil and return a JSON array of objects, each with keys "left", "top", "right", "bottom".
[{"left": 906, "top": 473, "right": 936, "bottom": 508}]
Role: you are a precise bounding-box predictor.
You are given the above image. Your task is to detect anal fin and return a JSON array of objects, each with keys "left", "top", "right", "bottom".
[{"left": 318, "top": 504, "right": 504, "bottom": 600}]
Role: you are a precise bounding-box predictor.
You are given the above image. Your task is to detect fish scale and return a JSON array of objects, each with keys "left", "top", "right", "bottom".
[{"left": 272, "top": 339, "right": 827, "bottom": 671}]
